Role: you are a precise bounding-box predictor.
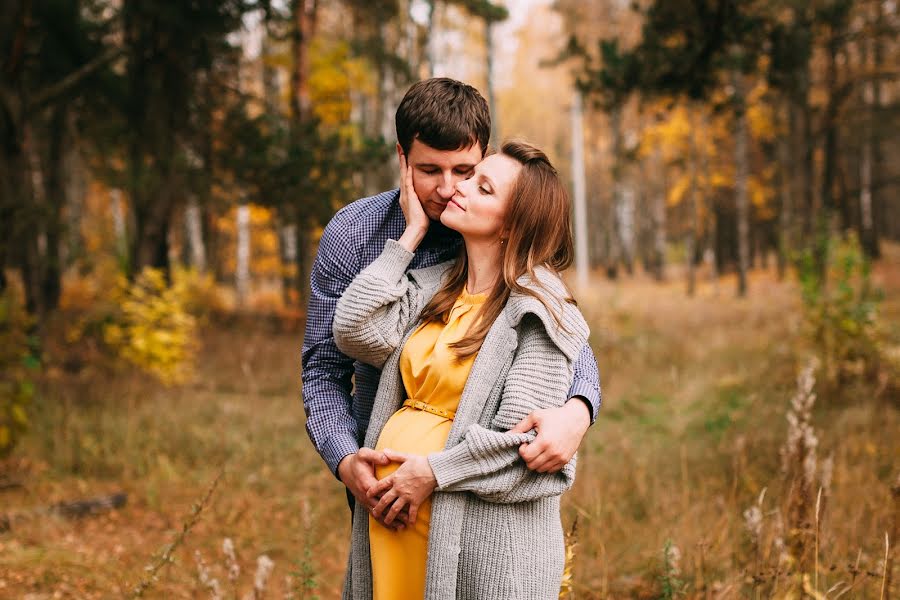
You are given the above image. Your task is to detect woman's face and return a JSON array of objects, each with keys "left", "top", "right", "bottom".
[{"left": 440, "top": 153, "right": 522, "bottom": 242}]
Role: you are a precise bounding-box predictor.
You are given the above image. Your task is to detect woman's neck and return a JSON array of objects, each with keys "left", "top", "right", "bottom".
[{"left": 463, "top": 237, "right": 502, "bottom": 294}]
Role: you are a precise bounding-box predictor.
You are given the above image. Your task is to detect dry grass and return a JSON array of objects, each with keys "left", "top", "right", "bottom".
[{"left": 1, "top": 245, "right": 898, "bottom": 598}]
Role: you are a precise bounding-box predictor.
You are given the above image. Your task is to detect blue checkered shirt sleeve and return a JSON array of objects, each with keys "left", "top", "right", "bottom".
[
  {"left": 301, "top": 211, "right": 362, "bottom": 477},
  {"left": 572, "top": 343, "right": 602, "bottom": 422}
]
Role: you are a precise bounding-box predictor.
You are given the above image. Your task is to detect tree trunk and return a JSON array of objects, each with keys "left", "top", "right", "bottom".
[
  {"left": 618, "top": 184, "right": 635, "bottom": 275},
  {"left": 41, "top": 106, "right": 66, "bottom": 312},
  {"left": 733, "top": 73, "right": 750, "bottom": 298},
  {"left": 859, "top": 54, "right": 875, "bottom": 258},
  {"left": 426, "top": 0, "right": 437, "bottom": 77},
  {"left": 776, "top": 101, "right": 792, "bottom": 280},
  {"left": 860, "top": 1, "right": 881, "bottom": 259},
  {"left": 290, "top": 0, "right": 317, "bottom": 307},
  {"left": 23, "top": 122, "right": 45, "bottom": 314},
  {"left": 235, "top": 204, "right": 250, "bottom": 307},
  {"left": 280, "top": 222, "right": 297, "bottom": 306},
  {"left": 652, "top": 147, "right": 666, "bottom": 281},
  {"left": 185, "top": 198, "right": 206, "bottom": 272},
  {"left": 485, "top": 19, "right": 499, "bottom": 146},
  {"left": 686, "top": 109, "right": 698, "bottom": 297},
  {"left": 816, "top": 19, "right": 843, "bottom": 281},
  {"left": 62, "top": 108, "right": 85, "bottom": 268},
  {"left": 571, "top": 90, "right": 589, "bottom": 289},
  {"left": 705, "top": 207, "right": 718, "bottom": 295},
  {"left": 868, "top": 0, "right": 884, "bottom": 259},
  {"left": 132, "top": 171, "right": 175, "bottom": 276},
  {"left": 110, "top": 189, "right": 128, "bottom": 264},
  {"left": 290, "top": 0, "right": 315, "bottom": 125},
  {"left": 607, "top": 105, "right": 623, "bottom": 280}
]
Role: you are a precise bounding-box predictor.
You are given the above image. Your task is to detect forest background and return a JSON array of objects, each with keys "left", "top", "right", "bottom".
[{"left": 2, "top": 0, "right": 899, "bottom": 598}]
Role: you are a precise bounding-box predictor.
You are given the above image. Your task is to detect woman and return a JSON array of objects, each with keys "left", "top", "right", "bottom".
[{"left": 333, "top": 140, "right": 589, "bottom": 599}]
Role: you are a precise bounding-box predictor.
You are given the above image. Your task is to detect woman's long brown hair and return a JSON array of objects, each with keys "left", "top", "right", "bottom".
[{"left": 418, "top": 140, "right": 575, "bottom": 359}]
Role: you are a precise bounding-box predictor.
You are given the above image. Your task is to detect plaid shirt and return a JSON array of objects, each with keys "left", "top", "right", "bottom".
[{"left": 301, "top": 188, "right": 602, "bottom": 476}]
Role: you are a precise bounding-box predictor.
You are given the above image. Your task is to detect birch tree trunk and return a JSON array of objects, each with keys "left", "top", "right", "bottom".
[
  {"left": 185, "top": 198, "right": 206, "bottom": 273},
  {"left": 485, "top": 19, "right": 499, "bottom": 146},
  {"left": 235, "top": 204, "right": 250, "bottom": 308},
  {"left": 426, "top": 0, "right": 437, "bottom": 77},
  {"left": 571, "top": 90, "right": 589, "bottom": 289},
  {"left": 618, "top": 184, "right": 635, "bottom": 275},
  {"left": 110, "top": 189, "right": 128, "bottom": 268},
  {"left": 280, "top": 223, "right": 297, "bottom": 305}
]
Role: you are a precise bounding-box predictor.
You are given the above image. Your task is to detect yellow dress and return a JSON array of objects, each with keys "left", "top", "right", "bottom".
[{"left": 369, "top": 288, "right": 486, "bottom": 600}]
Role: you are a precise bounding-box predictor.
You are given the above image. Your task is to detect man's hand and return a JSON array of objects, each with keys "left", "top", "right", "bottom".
[
  {"left": 337, "top": 449, "right": 408, "bottom": 530},
  {"left": 508, "top": 398, "right": 591, "bottom": 473},
  {"left": 367, "top": 449, "right": 437, "bottom": 527}
]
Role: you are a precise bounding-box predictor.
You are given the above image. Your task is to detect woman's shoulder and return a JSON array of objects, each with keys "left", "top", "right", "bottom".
[{"left": 504, "top": 267, "right": 589, "bottom": 362}]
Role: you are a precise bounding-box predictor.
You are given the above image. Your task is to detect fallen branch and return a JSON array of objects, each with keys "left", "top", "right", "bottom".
[{"left": 0, "top": 491, "right": 128, "bottom": 533}]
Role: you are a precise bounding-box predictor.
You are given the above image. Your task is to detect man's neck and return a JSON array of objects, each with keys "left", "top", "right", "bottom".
[{"left": 422, "top": 218, "right": 460, "bottom": 245}]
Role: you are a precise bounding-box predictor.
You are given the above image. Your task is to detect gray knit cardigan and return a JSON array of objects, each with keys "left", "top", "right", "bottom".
[{"left": 333, "top": 239, "right": 590, "bottom": 600}]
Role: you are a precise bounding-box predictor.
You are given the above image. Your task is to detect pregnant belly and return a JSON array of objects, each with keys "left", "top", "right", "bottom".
[{"left": 373, "top": 407, "right": 452, "bottom": 480}]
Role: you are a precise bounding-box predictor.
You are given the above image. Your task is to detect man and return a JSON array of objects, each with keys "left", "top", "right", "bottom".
[{"left": 301, "top": 78, "right": 601, "bottom": 524}]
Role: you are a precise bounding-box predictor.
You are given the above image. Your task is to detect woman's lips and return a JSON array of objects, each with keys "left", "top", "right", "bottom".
[{"left": 448, "top": 198, "right": 465, "bottom": 211}]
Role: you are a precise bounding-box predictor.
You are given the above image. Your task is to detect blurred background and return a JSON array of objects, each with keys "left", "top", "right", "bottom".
[{"left": 1, "top": 0, "right": 899, "bottom": 598}]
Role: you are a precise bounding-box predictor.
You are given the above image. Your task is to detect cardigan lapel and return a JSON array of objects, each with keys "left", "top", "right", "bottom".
[{"left": 424, "top": 309, "right": 519, "bottom": 599}]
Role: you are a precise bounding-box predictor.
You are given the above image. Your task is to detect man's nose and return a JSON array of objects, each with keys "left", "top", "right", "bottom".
[{"left": 436, "top": 173, "right": 455, "bottom": 198}]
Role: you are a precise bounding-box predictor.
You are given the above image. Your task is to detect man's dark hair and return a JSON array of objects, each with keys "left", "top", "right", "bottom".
[{"left": 396, "top": 78, "right": 490, "bottom": 157}]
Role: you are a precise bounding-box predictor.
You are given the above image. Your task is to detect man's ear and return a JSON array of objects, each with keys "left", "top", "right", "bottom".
[{"left": 396, "top": 142, "right": 404, "bottom": 163}]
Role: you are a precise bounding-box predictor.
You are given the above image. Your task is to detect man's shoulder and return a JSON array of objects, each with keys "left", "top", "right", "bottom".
[{"left": 327, "top": 188, "right": 400, "bottom": 236}]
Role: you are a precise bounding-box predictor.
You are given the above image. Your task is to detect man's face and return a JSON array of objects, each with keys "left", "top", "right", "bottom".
[{"left": 399, "top": 139, "right": 483, "bottom": 221}]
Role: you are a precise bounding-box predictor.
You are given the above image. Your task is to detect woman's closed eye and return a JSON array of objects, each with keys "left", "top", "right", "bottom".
[{"left": 478, "top": 185, "right": 492, "bottom": 195}]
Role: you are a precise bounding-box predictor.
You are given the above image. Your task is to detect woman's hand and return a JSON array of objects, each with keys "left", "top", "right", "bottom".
[
  {"left": 367, "top": 449, "right": 437, "bottom": 526},
  {"left": 397, "top": 154, "right": 429, "bottom": 253}
]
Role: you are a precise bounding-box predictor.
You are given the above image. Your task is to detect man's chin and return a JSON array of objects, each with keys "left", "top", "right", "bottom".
[{"left": 423, "top": 202, "right": 448, "bottom": 222}]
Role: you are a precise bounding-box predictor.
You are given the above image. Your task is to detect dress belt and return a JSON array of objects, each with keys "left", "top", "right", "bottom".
[{"left": 402, "top": 399, "right": 456, "bottom": 420}]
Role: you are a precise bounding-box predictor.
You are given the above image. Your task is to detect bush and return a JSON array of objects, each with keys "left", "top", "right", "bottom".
[
  {"left": 0, "top": 288, "right": 39, "bottom": 457},
  {"left": 103, "top": 267, "right": 199, "bottom": 385},
  {"left": 796, "top": 233, "right": 890, "bottom": 386}
]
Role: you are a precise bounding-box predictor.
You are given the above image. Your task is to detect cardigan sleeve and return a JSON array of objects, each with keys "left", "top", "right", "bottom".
[
  {"left": 427, "top": 317, "right": 576, "bottom": 503},
  {"left": 332, "top": 239, "right": 419, "bottom": 369}
]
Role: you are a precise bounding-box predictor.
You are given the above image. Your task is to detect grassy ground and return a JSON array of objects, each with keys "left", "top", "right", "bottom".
[{"left": 1, "top": 247, "right": 898, "bottom": 599}]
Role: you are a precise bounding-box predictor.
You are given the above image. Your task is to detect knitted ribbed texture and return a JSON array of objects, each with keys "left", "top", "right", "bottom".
[{"left": 334, "top": 239, "right": 589, "bottom": 600}]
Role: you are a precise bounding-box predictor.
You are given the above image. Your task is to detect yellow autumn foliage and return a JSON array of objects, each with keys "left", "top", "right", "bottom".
[
  {"left": 749, "top": 168, "right": 777, "bottom": 221},
  {"left": 0, "top": 287, "right": 37, "bottom": 457},
  {"left": 309, "top": 38, "right": 376, "bottom": 128},
  {"left": 103, "top": 267, "right": 198, "bottom": 385},
  {"left": 216, "top": 204, "right": 283, "bottom": 279}
]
